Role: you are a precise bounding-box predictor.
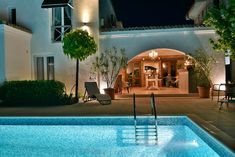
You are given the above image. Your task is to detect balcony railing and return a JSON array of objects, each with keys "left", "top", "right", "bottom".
[{"left": 51, "top": 25, "right": 71, "bottom": 42}]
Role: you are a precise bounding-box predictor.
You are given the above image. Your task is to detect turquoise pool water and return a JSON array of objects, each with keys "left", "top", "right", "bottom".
[{"left": 0, "top": 116, "right": 234, "bottom": 157}]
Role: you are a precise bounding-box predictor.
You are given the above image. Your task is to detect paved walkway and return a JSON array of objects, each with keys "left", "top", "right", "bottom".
[{"left": 0, "top": 96, "right": 235, "bottom": 152}]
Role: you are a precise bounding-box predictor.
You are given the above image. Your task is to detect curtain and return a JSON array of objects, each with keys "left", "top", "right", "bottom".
[
  {"left": 64, "top": 6, "right": 71, "bottom": 20},
  {"left": 52, "top": 7, "right": 61, "bottom": 26}
]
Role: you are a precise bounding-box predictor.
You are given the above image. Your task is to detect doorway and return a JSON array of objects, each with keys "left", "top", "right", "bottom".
[{"left": 115, "top": 48, "right": 189, "bottom": 94}]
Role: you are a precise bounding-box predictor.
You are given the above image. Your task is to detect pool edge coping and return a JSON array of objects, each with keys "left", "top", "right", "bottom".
[{"left": 187, "top": 114, "right": 235, "bottom": 154}]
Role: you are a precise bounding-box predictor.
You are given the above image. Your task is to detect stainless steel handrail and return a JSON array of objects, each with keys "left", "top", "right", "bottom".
[
  {"left": 150, "top": 93, "right": 157, "bottom": 120},
  {"left": 150, "top": 93, "right": 158, "bottom": 141},
  {"left": 133, "top": 93, "right": 158, "bottom": 143}
]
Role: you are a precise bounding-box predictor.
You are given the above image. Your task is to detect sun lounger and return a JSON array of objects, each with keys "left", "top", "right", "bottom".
[{"left": 83, "top": 82, "right": 111, "bottom": 105}]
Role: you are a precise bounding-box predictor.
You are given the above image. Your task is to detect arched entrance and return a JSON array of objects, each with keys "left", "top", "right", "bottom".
[{"left": 115, "top": 48, "right": 191, "bottom": 94}]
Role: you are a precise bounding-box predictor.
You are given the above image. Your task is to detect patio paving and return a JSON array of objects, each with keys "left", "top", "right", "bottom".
[{"left": 0, "top": 96, "right": 235, "bottom": 152}]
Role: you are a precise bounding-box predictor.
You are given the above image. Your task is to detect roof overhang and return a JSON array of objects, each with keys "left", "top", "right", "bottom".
[
  {"left": 41, "top": 0, "right": 73, "bottom": 9},
  {"left": 188, "top": 0, "right": 207, "bottom": 19}
]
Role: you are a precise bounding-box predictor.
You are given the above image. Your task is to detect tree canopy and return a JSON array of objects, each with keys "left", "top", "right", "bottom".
[
  {"left": 62, "top": 29, "right": 97, "bottom": 60},
  {"left": 204, "top": 0, "right": 235, "bottom": 59}
]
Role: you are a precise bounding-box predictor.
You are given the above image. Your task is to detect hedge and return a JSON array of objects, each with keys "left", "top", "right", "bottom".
[{"left": 0, "top": 80, "right": 73, "bottom": 106}]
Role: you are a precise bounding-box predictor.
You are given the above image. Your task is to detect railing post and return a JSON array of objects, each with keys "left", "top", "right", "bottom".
[
  {"left": 151, "top": 93, "right": 158, "bottom": 142},
  {"left": 150, "top": 93, "right": 157, "bottom": 120},
  {"left": 133, "top": 93, "right": 136, "bottom": 120}
]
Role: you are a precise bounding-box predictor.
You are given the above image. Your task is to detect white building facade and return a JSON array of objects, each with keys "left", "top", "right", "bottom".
[
  {"left": 0, "top": 0, "right": 226, "bottom": 95},
  {"left": 0, "top": 24, "right": 32, "bottom": 83}
]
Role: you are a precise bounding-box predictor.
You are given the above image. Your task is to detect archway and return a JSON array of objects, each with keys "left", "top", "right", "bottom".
[{"left": 115, "top": 48, "right": 192, "bottom": 95}]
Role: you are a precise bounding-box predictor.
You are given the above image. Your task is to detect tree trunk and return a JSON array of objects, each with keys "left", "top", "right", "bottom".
[{"left": 75, "top": 59, "right": 79, "bottom": 103}]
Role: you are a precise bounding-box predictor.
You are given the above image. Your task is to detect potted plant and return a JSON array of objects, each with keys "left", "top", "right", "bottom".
[
  {"left": 192, "top": 49, "right": 215, "bottom": 98},
  {"left": 91, "top": 47, "right": 128, "bottom": 99}
]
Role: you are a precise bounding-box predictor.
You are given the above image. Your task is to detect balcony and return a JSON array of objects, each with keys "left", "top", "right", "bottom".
[{"left": 51, "top": 25, "right": 71, "bottom": 42}]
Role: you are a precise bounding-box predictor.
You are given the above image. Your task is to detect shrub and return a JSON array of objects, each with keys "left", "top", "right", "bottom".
[{"left": 0, "top": 80, "right": 72, "bottom": 106}]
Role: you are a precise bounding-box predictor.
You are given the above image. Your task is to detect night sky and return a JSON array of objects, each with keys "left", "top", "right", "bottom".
[{"left": 111, "top": 0, "right": 195, "bottom": 27}]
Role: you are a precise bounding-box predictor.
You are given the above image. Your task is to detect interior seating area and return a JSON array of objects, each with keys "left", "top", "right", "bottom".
[{"left": 114, "top": 49, "right": 190, "bottom": 94}]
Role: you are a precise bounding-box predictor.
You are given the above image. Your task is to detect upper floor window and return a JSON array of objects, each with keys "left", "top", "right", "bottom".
[
  {"left": 8, "top": 8, "right": 16, "bottom": 25},
  {"left": 52, "top": 6, "right": 72, "bottom": 42}
]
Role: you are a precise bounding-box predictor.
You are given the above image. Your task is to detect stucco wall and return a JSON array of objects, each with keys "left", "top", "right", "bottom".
[
  {"left": 74, "top": 0, "right": 100, "bottom": 94},
  {"left": 4, "top": 25, "right": 32, "bottom": 81},
  {"left": 100, "top": 27, "right": 225, "bottom": 85},
  {"left": 0, "top": 25, "right": 5, "bottom": 84},
  {"left": 0, "top": 0, "right": 100, "bottom": 94}
]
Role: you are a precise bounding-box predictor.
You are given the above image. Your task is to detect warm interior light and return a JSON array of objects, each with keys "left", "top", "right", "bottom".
[
  {"left": 149, "top": 50, "right": 158, "bottom": 60},
  {"left": 162, "top": 63, "right": 166, "bottom": 69},
  {"left": 81, "top": 11, "right": 90, "bottom": 24},
  {"left": 184, "top": 55, "right": 193, "bottom": 66}
]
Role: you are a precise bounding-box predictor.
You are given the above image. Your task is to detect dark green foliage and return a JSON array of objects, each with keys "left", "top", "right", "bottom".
[
  {"left": 62, "top": 29, "right": 97, "bottom": 60},
  {"left": 204, "top": 0, "right": 235, "bottom": 59},
  {"left": 0, "top": 80, "right": 73, "bottom": 106}
]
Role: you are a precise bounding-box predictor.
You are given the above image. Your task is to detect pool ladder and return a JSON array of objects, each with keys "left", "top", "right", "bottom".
[{"left": 133, "top": 93, "right": 158, "bottom": 145}]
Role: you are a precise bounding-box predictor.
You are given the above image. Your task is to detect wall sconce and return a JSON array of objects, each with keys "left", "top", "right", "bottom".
[
  {"left": 83, "top": 22, "right": 88, "bottom": 26},
  {"left": 81, "top": 22, "right": 89, "bottom": 32}
]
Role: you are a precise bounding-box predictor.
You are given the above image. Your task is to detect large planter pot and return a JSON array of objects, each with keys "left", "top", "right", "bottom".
[
  {"left": 104, "top": 88, "right": 115, "bottom": 100},
  {"left": 197, "top": 86, "right": 210, "bottom": 98}
]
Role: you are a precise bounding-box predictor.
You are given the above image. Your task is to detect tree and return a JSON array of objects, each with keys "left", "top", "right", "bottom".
[
  {"left": 91, "top": 47, "right": 128, "bottom": 88},
  {"left": 62, "top": 29, "right": 97, "bottom": 102},
  {"left": 204, "top": 0, "right": 235, "bottom": 59}
]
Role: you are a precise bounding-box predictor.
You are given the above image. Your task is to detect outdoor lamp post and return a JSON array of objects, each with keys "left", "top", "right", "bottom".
[{"left": 225, "top": 49, "right": 231, "bottom": 84}]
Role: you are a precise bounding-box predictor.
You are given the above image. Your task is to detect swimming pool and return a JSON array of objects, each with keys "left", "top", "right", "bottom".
[{"left": 0, "top": 116, "right": 234, "bottom": 157}]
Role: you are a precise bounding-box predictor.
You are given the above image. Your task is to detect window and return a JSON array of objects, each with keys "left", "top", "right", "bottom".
[
  {"left": 35, "top": 56, "right": 55, "bottom": 80},
  {"left": 36, "top": 57, "right": 44, "bottom": 80},
  {"left": 47, "top": 57, "right": 55, "bottom": 80},
  {"left": 8, "top": 8, "right": 16, "bottom": 24},
  {"left": 52, "top": 6, "right": 72, "bottom": 42}
]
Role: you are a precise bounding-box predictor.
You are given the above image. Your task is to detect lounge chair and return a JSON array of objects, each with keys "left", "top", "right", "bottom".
[{"left": 83, "top": 82, "right": 111, "bottom": 105}]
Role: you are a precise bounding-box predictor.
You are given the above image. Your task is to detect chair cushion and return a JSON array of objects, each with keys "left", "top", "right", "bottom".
[{"left": 95, "top": 94, "right": 111, "bottom": 101}]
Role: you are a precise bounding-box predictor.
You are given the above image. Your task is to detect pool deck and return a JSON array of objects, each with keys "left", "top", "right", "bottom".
[{"left": 0, "top": 95, "right": 235, "bottom": 153}]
